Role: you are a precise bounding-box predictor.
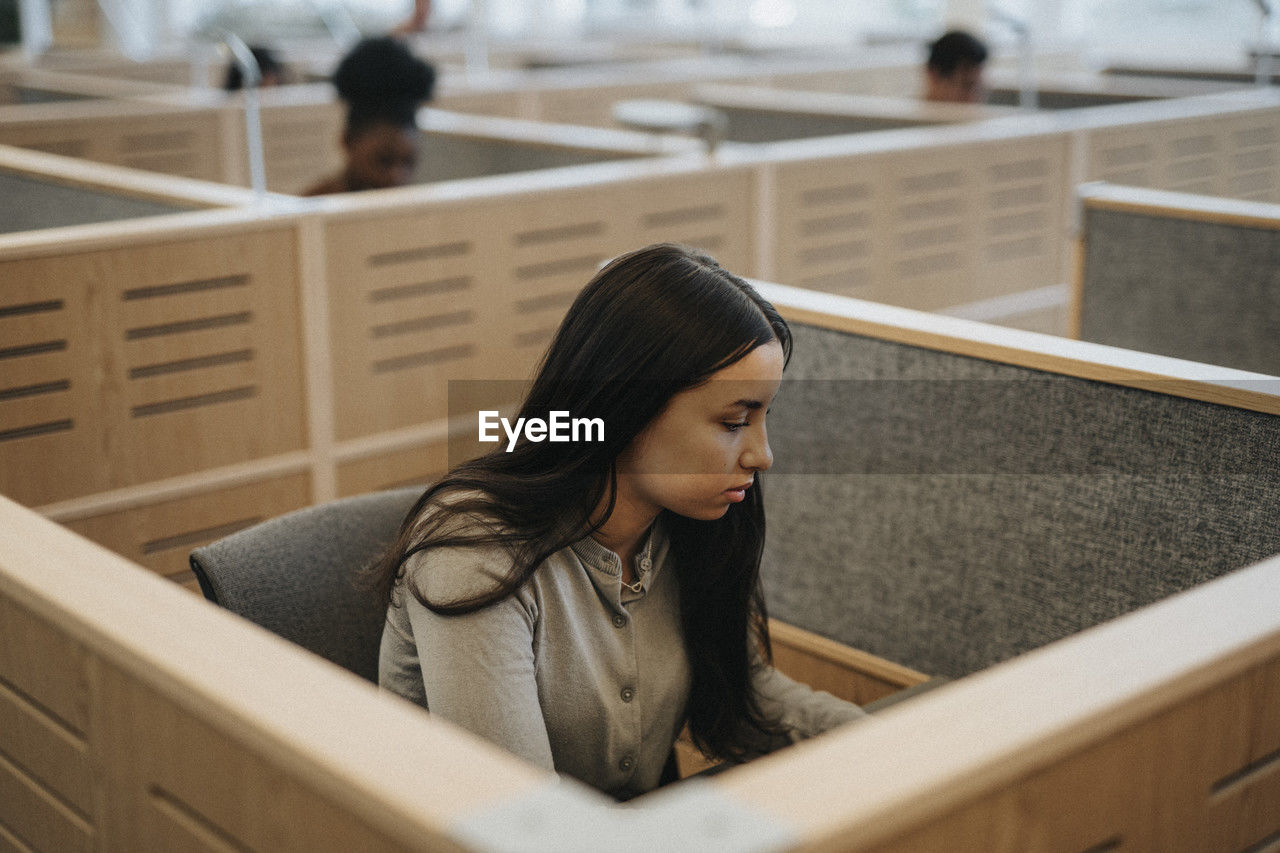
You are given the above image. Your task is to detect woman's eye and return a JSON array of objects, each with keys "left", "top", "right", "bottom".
[{"left": 722, "top": 421, "right": 748, "bottom": 432}]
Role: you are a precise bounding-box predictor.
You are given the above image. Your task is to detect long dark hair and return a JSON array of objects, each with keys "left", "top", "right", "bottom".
[{"left": 371, "top": 242, "right": 793, "bottom": 761}]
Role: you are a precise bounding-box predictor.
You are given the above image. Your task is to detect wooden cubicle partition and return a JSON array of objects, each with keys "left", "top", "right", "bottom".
[
  {"left": 1077, "top": 88, "right": 1280, "bottom": 204},
  {"left": 1072, "top": 182, "right": 1280, "bottom": 375},
  {"left": 3, "top": 153, "right": 755, "bottom": 582},
  {"left": 718, "top": 87, "right": 1280, "bottom": 338},
  {"left": 0, "top": 97, "right": 229, "bottom": 181},
  {"left": 429, "top": 51, "right": 921, "bottom": 129},
  {"left": 0, "top": 66, "right": 180, "bottom": 103},
  {"left": 6, "top": 77, "right": 1280, "bottom": 586},
  {"left": 3, "top": 284, "right": 1279, "bottom": 852},
  {"left": 0, "top": 494, "right": 549, "bottom": 853},
  {"left": 315, "top": 156, "right": 756, "bottom": 488},
  {"left": 223, "top": 85, "right": 346, "bottom": 195},
  {"left": 739, "top": 115, "right": 1072, "bottom": 316},
  {"left": 0, "top": 153, "right": 311, "bottom": 584},
  {"left": 0, "top": 209, "right": 308, "bottom": 507},
  {"left": 0, "top": 82, "right": 343, "bottom": 193}
]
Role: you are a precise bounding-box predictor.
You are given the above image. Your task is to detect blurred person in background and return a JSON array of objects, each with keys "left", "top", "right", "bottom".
[
  {"left": 924, "top": 29, "right": 988, "bottom": 103},
  {"left": 303, "top": 36, "right": 436, "bottom": 195}
]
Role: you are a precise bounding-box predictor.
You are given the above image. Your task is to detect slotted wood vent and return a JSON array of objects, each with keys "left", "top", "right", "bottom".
[
  {"left": 121, "top": 273, "right": 260, "bottom": 419},
  {"left": 0, "top": 298, "right": 73, "bottom": 445}
]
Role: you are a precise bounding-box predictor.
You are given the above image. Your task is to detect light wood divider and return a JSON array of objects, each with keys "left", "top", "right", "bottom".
[
  {"left": 0, "top": 211, "right": 308, "bottom": 507},
  {"left": 0, "top": 97, "right": 230, "bottom": 182},
  {"left": 5, "top": 82, "right": 1280, "bottom": 583},
  {"left": 726, "top": 114, "right": 1073, "bottom": 324},
  {"left": 0, "top": 66, "right": 181, "bottom": 103},
  {"left": 1076, "top": 89, "right": 1280, "bottom": 204},
  {"left": 769, "top": 620, "right": 929, "bottom": 706},
  {"left": 3, "top": 283, "right": 1279, "bottom": 850},
  {"left": 1, "top": 152, "right": 757, "bottom": 579},
  {"left": 720, "top": 551, "right": 1280, "bottom": 852},
  {"left": 0, "top": 493, "right": 551, "bottom": 852},
  {"left": 0, "top": 168, "right": 313, "bottom": 570},
  {"left": 316, "top": 157, "right": 756, "bottom": 443}
]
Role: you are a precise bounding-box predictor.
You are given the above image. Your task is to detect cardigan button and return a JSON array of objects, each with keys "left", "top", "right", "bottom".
[
  {"left": 620, "top": 687, "right": 635, "bottom": 703},
  {"left": 618, "top": 756, "right": 635, "bottom": 772},
  {"left": 612, "top": 614, "right": 627, "bottom": 628}
]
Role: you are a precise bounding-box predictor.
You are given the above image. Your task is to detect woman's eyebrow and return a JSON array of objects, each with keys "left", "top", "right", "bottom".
[{"left": 724, "top": 398, "right": 765, "bottom": 410}]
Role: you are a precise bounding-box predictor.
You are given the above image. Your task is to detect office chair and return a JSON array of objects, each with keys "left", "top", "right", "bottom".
[{"left": 189, "top": 486, "right": 423, "bottom": 683}]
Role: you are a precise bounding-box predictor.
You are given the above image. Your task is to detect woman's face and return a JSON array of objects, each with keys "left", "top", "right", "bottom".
[
  {"left": 344, "top": 123, "right": 419, "bottom": 191},
  {"left": 617, "top": 340, "right": 783, "bottom": 522}
]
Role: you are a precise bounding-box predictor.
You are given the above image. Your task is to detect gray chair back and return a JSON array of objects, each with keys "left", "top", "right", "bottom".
[{"left": 189, "top": 487, "right": 423, "bottom": 683}]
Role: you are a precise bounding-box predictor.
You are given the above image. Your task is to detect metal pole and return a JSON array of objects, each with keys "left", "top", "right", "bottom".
[
  {"left": 18, "top": 0, "right": 52, "bottom": 59},
  {"left": 466, "top": 0, "right": 490, "bottom": 81},
  {"left": 988, "top": 4, "right": 1037, "bottom": 111},
  {"left": 223, "top": 33, "right": 269, "bottom": 199},
  {"left": 1255, "top": 0, "right": 1275, "bottom": 86}
]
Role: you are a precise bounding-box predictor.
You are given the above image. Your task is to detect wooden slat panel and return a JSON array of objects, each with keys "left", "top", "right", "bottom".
[
  {"left": 0, "top": 598, "right": 90, "bottom": 736},
  {"left": 64, "top": 473, "right": 311, "bottom": 580},
  {"left": 93, "top": 661, "right": 420, "bottom": 853},
  {"left": 862, "top": 654, "right": 1280, "bottom": 852},
  {"left": 0, "top": 352, "right": 71, "bottom": 397},
  {"left": 0, "top": 392, "right": 74, "bottom": 436},
  {"left": 335, "top": 441, "right": 449, "bottom": 498},
  {"left": 0, "top": 265, "right": 97, "bottom": 506},
  {"left": 0, "top": 226, "right": 305, "bottom": 505},
  {"left": 0, "top": 820, "right": 37, "bottom": 853},
  {"left": 625, "top": 167, "right": 756, "bottom": 275},
  {"left": 256, "top": 100, "right": 345, "bottom": 195},
  {"left": 0, "top": 678, "right": 91, "bottom": 817},
  {"left": 325, "top": 201, "right": 508, "bottom": 440},
  {"left": 117, "top": 274, "right": 256, "bottom": 327},
  {"left": 0, "top": 109, "right": 226, "bottom": 183},
  {"left": 325, "top": 166, "right": 762, "bottom": 441},
  {"left": 773, "top": 155, "right": 889, "bottom": 300},
  {"left": 1084, "top": 107, "right": 1280, "bottom": 205},
  {"left": 0, "top": 750, "right": 92, "bottom": 853},
  {"left": 125, "top": 361, "right": 259, "bottom": 413},
  {"left": 769, "top": 620, "right": 928, "bottom": 707},
  {"left": 772, "top": 133, "right": 1070, "bottom": 312},
  {"left": 0, "top": 308, "right": 70, "bottom": 350},
  {"left": 123, "top": 326, "right": 257, "bottom": 369},
  {"left": 502, "top": 189, "right": 613, "bottom": 369}
]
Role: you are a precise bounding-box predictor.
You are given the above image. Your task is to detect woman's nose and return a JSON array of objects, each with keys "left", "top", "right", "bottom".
[{"left": 741, "top": 427, "right": 773, "bottom": 472}]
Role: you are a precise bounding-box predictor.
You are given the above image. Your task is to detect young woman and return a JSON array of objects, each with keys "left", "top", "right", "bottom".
[
  {"left": 303, "top": 36, "right": 436, "bottom": 196},
  {"left": 374, "top": 244, "right": 864, "bottom": 800}
]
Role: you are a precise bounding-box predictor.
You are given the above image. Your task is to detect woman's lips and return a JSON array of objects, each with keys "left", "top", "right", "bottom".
[{"left": 724, "top": 483, "right": 753, "bottom": 502}]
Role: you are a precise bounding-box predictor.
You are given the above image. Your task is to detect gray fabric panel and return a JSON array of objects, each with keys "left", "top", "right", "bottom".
[
  {"left": 413, "top": 134, "right": 639, "bottom": 184},
  {"left": 189, "top": 486, "right": 423, "bottom": 683},
  {"left": 1079, "top": 207, "right": 1280, "bottom": 375},
  {"left": 0, "top": 171, "right": 193, "bottom": 234},
  {"left": 985, "top": 89, "right": 1154, "bottom": 110},
  {"left": 761, "top": 323, "right": 1280, "bottom": 679},
  {"left": 715, "top": 107, "right": 932, "bottom": 144}
]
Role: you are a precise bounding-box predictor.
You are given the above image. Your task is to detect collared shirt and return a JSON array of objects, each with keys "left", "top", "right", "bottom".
[{"left": 379, "top": 517, "right": 864, "bottom": 800}]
